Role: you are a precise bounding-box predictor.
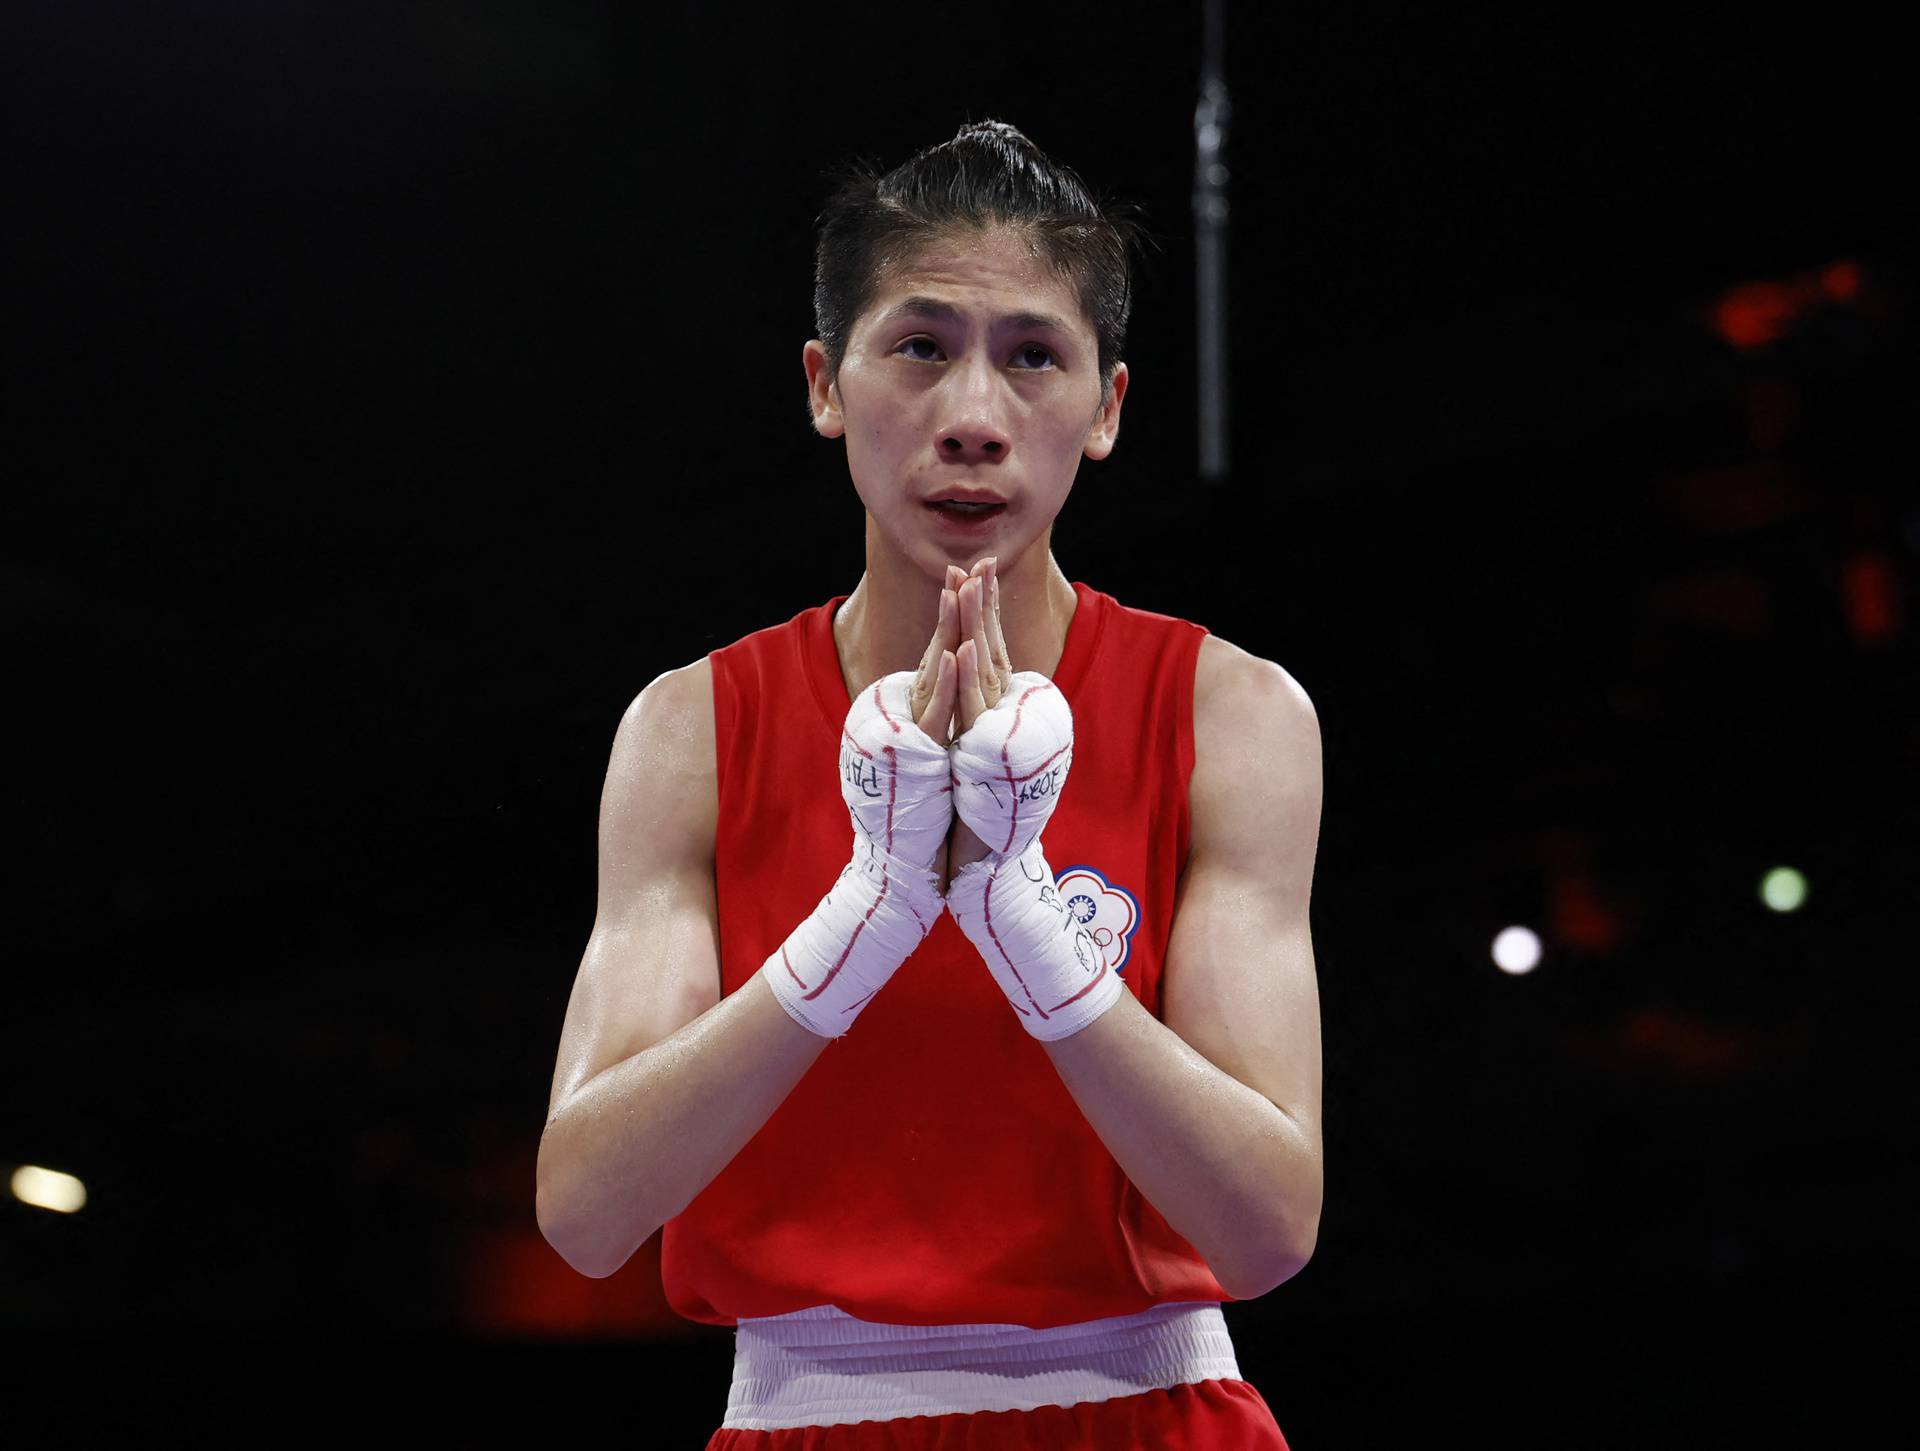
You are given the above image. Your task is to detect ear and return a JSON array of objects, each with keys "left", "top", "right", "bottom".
[
  {"left": 1082, "top": 361, "right": 1128, "bottom": 461},
  {"left": 803, "top": 339, "right": 845, "bottom": 439}
]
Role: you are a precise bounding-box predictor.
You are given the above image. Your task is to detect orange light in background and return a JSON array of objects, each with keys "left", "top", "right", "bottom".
[
  {"left": 1538, "top": 826, "right": 1632, "bottom": 955},
  {"left": 1545, "top": 862, "right": 1629, "bottom": 955},
  {"left": 1709, "top": 258, "right": 1865, "bottom": 351},
  {"left": 1610, "top": 1003, "right": 1763, "bottom": 1080},
  {"left": 1839, "top": 548, "right": 1902, "bottom": 644},
  {"left": 1820, "top": 260, "right": 1862, "bottom": 302},
  {"left": 1713, "top": 279, "right": 1801, "bottom": 350},
  {"left": 1565, "top": 1003, "right": 1798, "bottom": 1081},
  {"left": 458, "top": 1225, "right": 690, "bottom": 1337},
  {"left": 1663, "top": 462, "right": 1796, "bottom": 534}
]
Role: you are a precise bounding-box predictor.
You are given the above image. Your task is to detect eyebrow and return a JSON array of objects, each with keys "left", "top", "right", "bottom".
[{"left": 876, "top": 295, "right": 1077, "bottom": 337}]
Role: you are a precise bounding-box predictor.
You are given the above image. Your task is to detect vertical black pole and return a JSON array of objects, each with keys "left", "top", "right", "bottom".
[{"left": 1194, "top": 0, "right": 1231, "bottom": 481}]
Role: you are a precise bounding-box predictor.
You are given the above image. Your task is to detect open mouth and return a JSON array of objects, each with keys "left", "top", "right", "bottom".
[{"left": 925, "top": 499, "right": 1007, "bottom": 529}]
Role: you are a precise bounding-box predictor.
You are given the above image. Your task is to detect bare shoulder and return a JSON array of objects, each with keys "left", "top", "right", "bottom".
[
  {"left": 1192, "top": 634, "right": 1317, "bottom": 730},
  {"left": 609, "top": 656, "right": 716, "bottom": 799},
  {"left": 599, "top": 657, "right": 717, "bottom": 895},
  {"left": 1189, "top": 635, "right": 1322, "bottom": 870},
  {"left": 545, "top": 655, "right": 720, "bottom": 1122}
]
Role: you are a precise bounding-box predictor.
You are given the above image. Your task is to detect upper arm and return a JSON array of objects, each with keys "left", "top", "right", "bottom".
[
  {"left": 544, "top": 657, "right": 721, "bottom": 1125},
  {"left": 1162, "top": 636, "right": 1324, "bottom": 1149}
]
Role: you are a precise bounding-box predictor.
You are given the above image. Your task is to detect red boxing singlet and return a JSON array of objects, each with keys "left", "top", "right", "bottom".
[{"left": 662, "top": 580, "right": 1225, "bottom": 1330}]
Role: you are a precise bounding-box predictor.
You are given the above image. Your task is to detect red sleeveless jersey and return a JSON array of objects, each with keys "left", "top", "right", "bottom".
[{"left": 661, "top": 580, "right": 1227, "bottom": 1330}]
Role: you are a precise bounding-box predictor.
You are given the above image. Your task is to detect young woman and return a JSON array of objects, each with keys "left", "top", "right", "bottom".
[{"left": 537, "top": 120, "right": 1324, "bottom": 1449}]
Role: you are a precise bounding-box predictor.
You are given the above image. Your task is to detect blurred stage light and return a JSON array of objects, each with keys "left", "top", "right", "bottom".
[
  {"left": 1710, "top": 259, "right": 1865, "bottom": 351},
  {"left": 11, "top": 1164, "right": 87, "bottom": 1213},
  {"left": 1839, "top": 549, "right": 1902, "bottom": 645},
  {"left": 1760, "top": 866, "right": 1808, "bottom": 912},
  {"left": 1492, "top": 925, "right": 1542, "bottom": 975}
]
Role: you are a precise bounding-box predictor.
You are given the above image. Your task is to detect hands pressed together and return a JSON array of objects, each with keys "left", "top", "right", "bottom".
[
  {"left": 905, "top": 558, "right": 1018, "bottom": 889},
  {"left": 766, "top": 559, "right": 1124, "bottom": 1044}
]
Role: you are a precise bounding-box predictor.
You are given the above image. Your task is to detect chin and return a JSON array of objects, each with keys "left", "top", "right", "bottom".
[
  {"left": 927, "top": 532, "right": 1030, "bottom": 579},
  {"left": 870, "top": 501, "right": 1038, "bottom": 583}
]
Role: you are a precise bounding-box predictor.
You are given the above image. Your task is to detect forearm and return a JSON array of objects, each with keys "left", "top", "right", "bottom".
[
  {"left": 536, "top": 966, "right": 828, "bottom": 1278},
  {"left": 1043, "top": 989, "right": 1321, "bottom": 1299}
]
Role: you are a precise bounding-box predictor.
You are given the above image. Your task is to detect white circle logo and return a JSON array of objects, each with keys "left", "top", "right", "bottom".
[{"left": 1052, "top": 865, "right": 1142, "bottom": 974}]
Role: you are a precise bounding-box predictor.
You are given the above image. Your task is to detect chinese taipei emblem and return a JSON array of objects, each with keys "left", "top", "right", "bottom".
[{"left": 1053, "top": 864, "right": 1142, "bottom": 975}]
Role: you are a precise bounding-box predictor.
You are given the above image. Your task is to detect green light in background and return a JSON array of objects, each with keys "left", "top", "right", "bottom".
[{"left": 1760, "top": 866, "right": 1808, "bottom": 912}]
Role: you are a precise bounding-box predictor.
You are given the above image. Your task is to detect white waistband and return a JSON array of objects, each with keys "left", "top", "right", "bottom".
[{"left": 720, "top": 1301, "right": 1242, "bottom": 1431}]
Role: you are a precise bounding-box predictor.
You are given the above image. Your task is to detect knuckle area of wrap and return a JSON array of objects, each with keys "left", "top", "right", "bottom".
[
  {"left": 947, "top": 738, "right": 999, "bottom": 785},
  {"left": 847, "top": 671, "right": 951, "bottom": 763}
]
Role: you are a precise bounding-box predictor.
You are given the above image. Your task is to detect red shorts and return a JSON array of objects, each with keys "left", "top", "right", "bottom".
[{"left": 704, "top": 1377, "right": 1289, "bottom": 1449}]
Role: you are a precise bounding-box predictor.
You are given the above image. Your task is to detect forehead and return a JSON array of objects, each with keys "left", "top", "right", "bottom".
[{"left": 862, "top": 226, "right": 1092, "bottom": 336}]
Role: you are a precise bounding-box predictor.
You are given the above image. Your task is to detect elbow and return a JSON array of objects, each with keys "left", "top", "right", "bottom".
[
  {"left": 535, "top": 1137, "right": 651, "bottom": 1280},
  {"left": 1214, "top": 1189, "right": 1322, "bottom": 1301},
  {"left": 535, "top": 1183, "right": 613, "bottom": 1280},
  {"left": 1221, "top": 1123, "right": 1323, "bottom": 1299},
  {"left": 1216, "top": 1228, "right": 1317, "bottom": 1302}
]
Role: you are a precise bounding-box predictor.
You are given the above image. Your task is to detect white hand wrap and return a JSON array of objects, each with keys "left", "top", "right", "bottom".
[
  {"left": 946, "top": 675, "right": 1124, "bottom": 1041},
  {"left": 764, "top": 671, "right": 951, "bottom": 1039},
  {"left": 949, "top": 672, "right": 1074, "bottom": 858}
]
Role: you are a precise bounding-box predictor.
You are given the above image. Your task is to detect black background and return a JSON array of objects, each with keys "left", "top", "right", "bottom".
[{"left": 6, "top": 3, "right": 1914, "bottom": 1443}]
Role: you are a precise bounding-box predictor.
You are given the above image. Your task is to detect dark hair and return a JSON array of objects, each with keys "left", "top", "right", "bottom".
[{"left": 812, "top": 120, "right": 1145, "bottom": 398}]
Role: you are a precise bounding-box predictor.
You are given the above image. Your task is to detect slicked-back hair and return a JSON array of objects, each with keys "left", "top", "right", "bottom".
[{"left": 812, "top": 120, "right": 1145, "bottom": 400}]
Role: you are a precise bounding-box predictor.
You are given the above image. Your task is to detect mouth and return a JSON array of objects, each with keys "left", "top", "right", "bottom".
[
  {"left": 924, "top": 497, "right": 1008, "bottom": 530},
  {"left": 924, "top": 489, "right": 1008, "bottom": 521}
]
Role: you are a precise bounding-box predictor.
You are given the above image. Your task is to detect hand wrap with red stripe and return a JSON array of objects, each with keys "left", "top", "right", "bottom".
[
  {"left": 764, "top": 670, "right": 950, "bottom": 1039},
  {"left": 946, "top": 673, "right": 1124, "bottom": 1041}
]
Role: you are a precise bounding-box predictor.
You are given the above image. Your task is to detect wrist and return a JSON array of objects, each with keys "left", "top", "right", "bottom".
[
  {"left": 948, "top": 842, "right": 1125, "bottom": 1041},
  {"left": 946, "top": 819, "right": 993, "bottom": 882},
  {"left": 842, "top": 669, "right": 955, "bottom": 875},
  {"left": 767, "top": 843, "right": 942, "bottom": 1039}
]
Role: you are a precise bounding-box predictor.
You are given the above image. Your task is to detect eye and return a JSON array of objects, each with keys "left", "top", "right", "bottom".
[
  {"left": 898, "top": 335, "right": 945, "bottom": 362},
  {"left": 1011, "top": 344, "right": 1056, "bottom": 370}
]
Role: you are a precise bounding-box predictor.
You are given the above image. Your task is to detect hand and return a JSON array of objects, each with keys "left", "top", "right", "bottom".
[
  {"left": 900, "top": 583, "right": 960, "bottom": 888},
  {"left": 952, "top": 557, "right": 1015, "bottom": 735},
  {"left": 939, "top": 583, "right": 1101, "bottom": 1038},
  {"left": 947, "top": 558, "right": 1015, "bottom": 880},
  {"left": 907, "top": 579, "right": 961, "bottom": 742},
  {"left": 772, "top": 594, "right": 962, "bottom": 1037}
]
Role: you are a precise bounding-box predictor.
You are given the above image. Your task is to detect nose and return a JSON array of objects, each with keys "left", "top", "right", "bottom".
[{"left": 936, "top": 357, "right": 1012, "bottom": 465}]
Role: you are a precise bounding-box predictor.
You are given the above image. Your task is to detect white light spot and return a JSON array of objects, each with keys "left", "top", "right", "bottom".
[
  {"left": 1760, "top": 866, "right": 1808, "bottom": 912},
  {"left": 1492, "top": 925, "right": 1542, "bottom": 975},
  {"left": 11, "top": 1164, "right": 87, "bottom": 1214}
]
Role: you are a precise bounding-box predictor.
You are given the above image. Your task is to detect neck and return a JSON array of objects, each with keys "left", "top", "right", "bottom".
[{"left": 832, "top": 515, "right": 1079, "bottom": 703}]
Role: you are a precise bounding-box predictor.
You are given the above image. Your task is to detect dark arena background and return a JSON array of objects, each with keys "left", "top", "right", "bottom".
[{"left": 7, "top": 4, "right": 1912, "bottom": 1443}]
